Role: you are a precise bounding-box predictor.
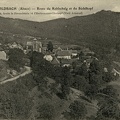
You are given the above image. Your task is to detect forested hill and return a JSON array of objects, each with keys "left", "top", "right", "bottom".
[{"left": 0, "top": 10, "right": 120, "bottom": 48}]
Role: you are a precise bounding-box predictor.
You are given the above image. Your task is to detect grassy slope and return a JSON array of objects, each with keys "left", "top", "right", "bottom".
[{"left": 29, "top": 83, "right": 97, "bottom": 119}]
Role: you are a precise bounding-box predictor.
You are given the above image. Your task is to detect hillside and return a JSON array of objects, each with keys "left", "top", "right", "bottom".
[{"left": 0, "top": 10, "right": 120, "bottom": 48}]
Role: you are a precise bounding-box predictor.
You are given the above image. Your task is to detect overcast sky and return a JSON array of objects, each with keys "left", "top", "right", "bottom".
[{"left": 0, "top": 0, "right": 120, "bottom": 22}]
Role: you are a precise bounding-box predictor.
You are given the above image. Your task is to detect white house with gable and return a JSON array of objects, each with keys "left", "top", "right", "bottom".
[
  {"left": 57, "top": 50, "right": 71, "bottom": 59},
  {"left": 44, "top": 55, "right": 53, "bottom": 62},
  {"left": 0, "top": 51, "right": 7, "bottom": 60}
]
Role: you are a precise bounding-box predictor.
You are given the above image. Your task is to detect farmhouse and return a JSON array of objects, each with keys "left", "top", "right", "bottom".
[
  {"left": 51, "top": 57, "right": 60, "bottom": 66},
  {"left": 44, "top": 54, "right": 53, "bottom": 62},
  {"left": 8, "top": 42, "right": 23, "bottom": 50},
  {"left": 71, "top": 50, "right": 78, "bottom": 57},
  {"left": 57, "top": 50, "right": 71, "bottom": 59},
  {"left": 60, "top": 59, "right": 72, "bottom": 67}
]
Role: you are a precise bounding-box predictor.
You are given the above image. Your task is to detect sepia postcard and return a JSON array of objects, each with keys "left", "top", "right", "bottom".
[{"left": 0, "top": 0, "right": 119, "bottom": 120}]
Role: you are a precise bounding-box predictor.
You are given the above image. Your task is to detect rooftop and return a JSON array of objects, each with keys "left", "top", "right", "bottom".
[
  {"left": 27, "top": 41, "right": 33, "bottom": 46},
  {"left": 51, "top": 57, "right": 60, "bottom": 65},
  {"left": 57, "top": 50, "right": 71, "bottom": 56}
]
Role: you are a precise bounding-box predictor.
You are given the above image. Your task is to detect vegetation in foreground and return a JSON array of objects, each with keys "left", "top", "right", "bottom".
[{"left": 0, "top": 49, "right": 120, "bottom": 120}]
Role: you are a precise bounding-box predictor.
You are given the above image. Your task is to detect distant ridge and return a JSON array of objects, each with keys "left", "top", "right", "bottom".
[{"left": 0, "top": 10, "right": 120, "bottom": 48}]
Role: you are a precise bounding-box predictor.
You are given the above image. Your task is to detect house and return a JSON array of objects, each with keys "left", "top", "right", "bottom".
[
  {"left": 26, "top": 39, "right": 42, "bottom": 53},
  {"left": 44, "top": 54, "right": 53, "bottom": 62},
  {"left": 60, "top": 59, "right": 72, "bottom": 67},
  {"left": 71, "top": 50, "right": 78, "bottom": 57},
  {"left": 56, "top": 46, "right": 62, "bottom": 50},
  {"left": 8, "top": 42, "right": 23, "bottom": 50},
  {"left": 82, "top": 47, "right": 94, "bottom": 55},
  {"left": 41, "top": 46, "right": 47, "bottom": 54},
  {"left": 104, "top": 67, "right": 108, "bottom": 72},
  {"left": 33, "top": 38, "right": 42, "bottom": 53},
  {"left": 51, "top": 57, "right": 60, "bottom": 66},
  {"left": 85, "top": 58, "right": 93, "bottom": 68},
  {"left": 81, "top": 56, "right": 92, "bottom": 60},
  {"left": 112, "top": 68, "right": 120, "bottom": 76},
  {"left": 26, "top": 41, "right": 33, "bottom": 53},
  {"left": 8, "top": 69, "right": 18, "bottom": 76},
  {"left": 54, "top": 46, "right": 62, "bottom": 54},
  {"left": 26, "top": 41, "right": 33, "bottom": 46},
  {"left": 0, "top": 51, "right": 7, "bottom": 60},
  {"left": 57, "top": 50, "right": 71, "bottom": 59},
  {"left": 9, "top": 42, "right": 18, "bottom": 48},
  {"left": 17, "top": 44, "right": 23, "bottom": 50}
]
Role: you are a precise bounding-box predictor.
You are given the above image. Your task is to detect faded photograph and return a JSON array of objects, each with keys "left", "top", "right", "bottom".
[{"left": 0, "top": 0, "right": 119, "bottom": 120}]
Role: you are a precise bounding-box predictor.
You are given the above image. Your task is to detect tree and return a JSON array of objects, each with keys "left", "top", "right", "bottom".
[
  {"left": 17, "top": 74, "right": 37, "bottom": 90},
  {"left": 61, "top": 84, "right": 70, "bottom": 99},
  {"left": 30, "top": 51, "right": 44, "bottom": 68},
  {"left": 47, "top": 41, "right": 53, "bottom": 52},
  {"left": 89, "top": 72, "right": 103, "bottom": 88},
  {"left": 37, "top": 103, "right": 55, "bottom": 120},
  {"left": 61, "top": 67, "right": 73, "bottom": 99},
  {"left": 0, "top": 37, "right": 4, "bottom": 44},
  {"left": 97, "top": 85, "right": 120, "bottom": 119},
  {"left": 78, "top": 51, "right": 84, "bottom": 62},
  {"left": 0, "top": 81, "right": 33, "bottom": 119},
  {"left": 85, "top": 84, "right": 98, "bottom": 100},
  {"left": 100, "top": 85, "right": 119, "bottom": 99},
  {"left": 73, "top": 75, "right": 89, "bottom": 92},
  {"left": 86, "top": 115, "right": 95, "bottom": 120},
  {"left": 89, "top": 58, "right": 100, "bottom": 74},
  {"left": 51, "top": 66, "right": 62, "bottom": 83},
  {"left": 49, "top": 83, "right": 58, "bottom": 95},
  {"left": 78, "top": 62, "right": 88, "bottom": 77},
  {"left": 31, "top": 51, "right": 53, "bottom": 86},
  {"left": 72, "top": 61, "right": 77, "bottom": 70},
  {"left": 95, "top": 114, "right": 116, "bottom": 120},
  {"left": 61, "top": 66, "right": 73, "bottom": 86},
  {"left": 102, "top": 72, "right": 114, "bottom": 83},
  {"left": 0, "top": 60, "right": 7, "bottom": 79},
  {"left": 69, "top": 100, "right": 87, "bottom": 120},
  {"left": 96, "top": 98, "right": 120, "bottom": 119},
  {"left": 8, "top": 48, "right": 26, "bottom": 71}
]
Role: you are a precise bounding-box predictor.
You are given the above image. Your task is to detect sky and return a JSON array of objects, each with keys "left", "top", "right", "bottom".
[{"left": 0, "top": 0, "right": 120, "bottom": 22}]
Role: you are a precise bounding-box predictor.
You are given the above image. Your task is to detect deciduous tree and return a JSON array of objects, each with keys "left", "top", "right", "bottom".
[
  {"left": 69, "top": 100, "right": 87, "bottom": 120},
  {"left": 8, "top": 48, "right": 25, "bottom": 71},
  {"left": 37, "top": 103, "right": 55, "bottom": 120},
  {"left": 47, "top": 41, "right": 53, "bottom": 52}
]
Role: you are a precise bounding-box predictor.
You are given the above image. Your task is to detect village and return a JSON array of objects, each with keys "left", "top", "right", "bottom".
[
  {"left": 0, "top": 36, "right": 97, "bottom": 81},
  {"left": 0, "top": 36, "right": 119, "bottom": 83}
]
